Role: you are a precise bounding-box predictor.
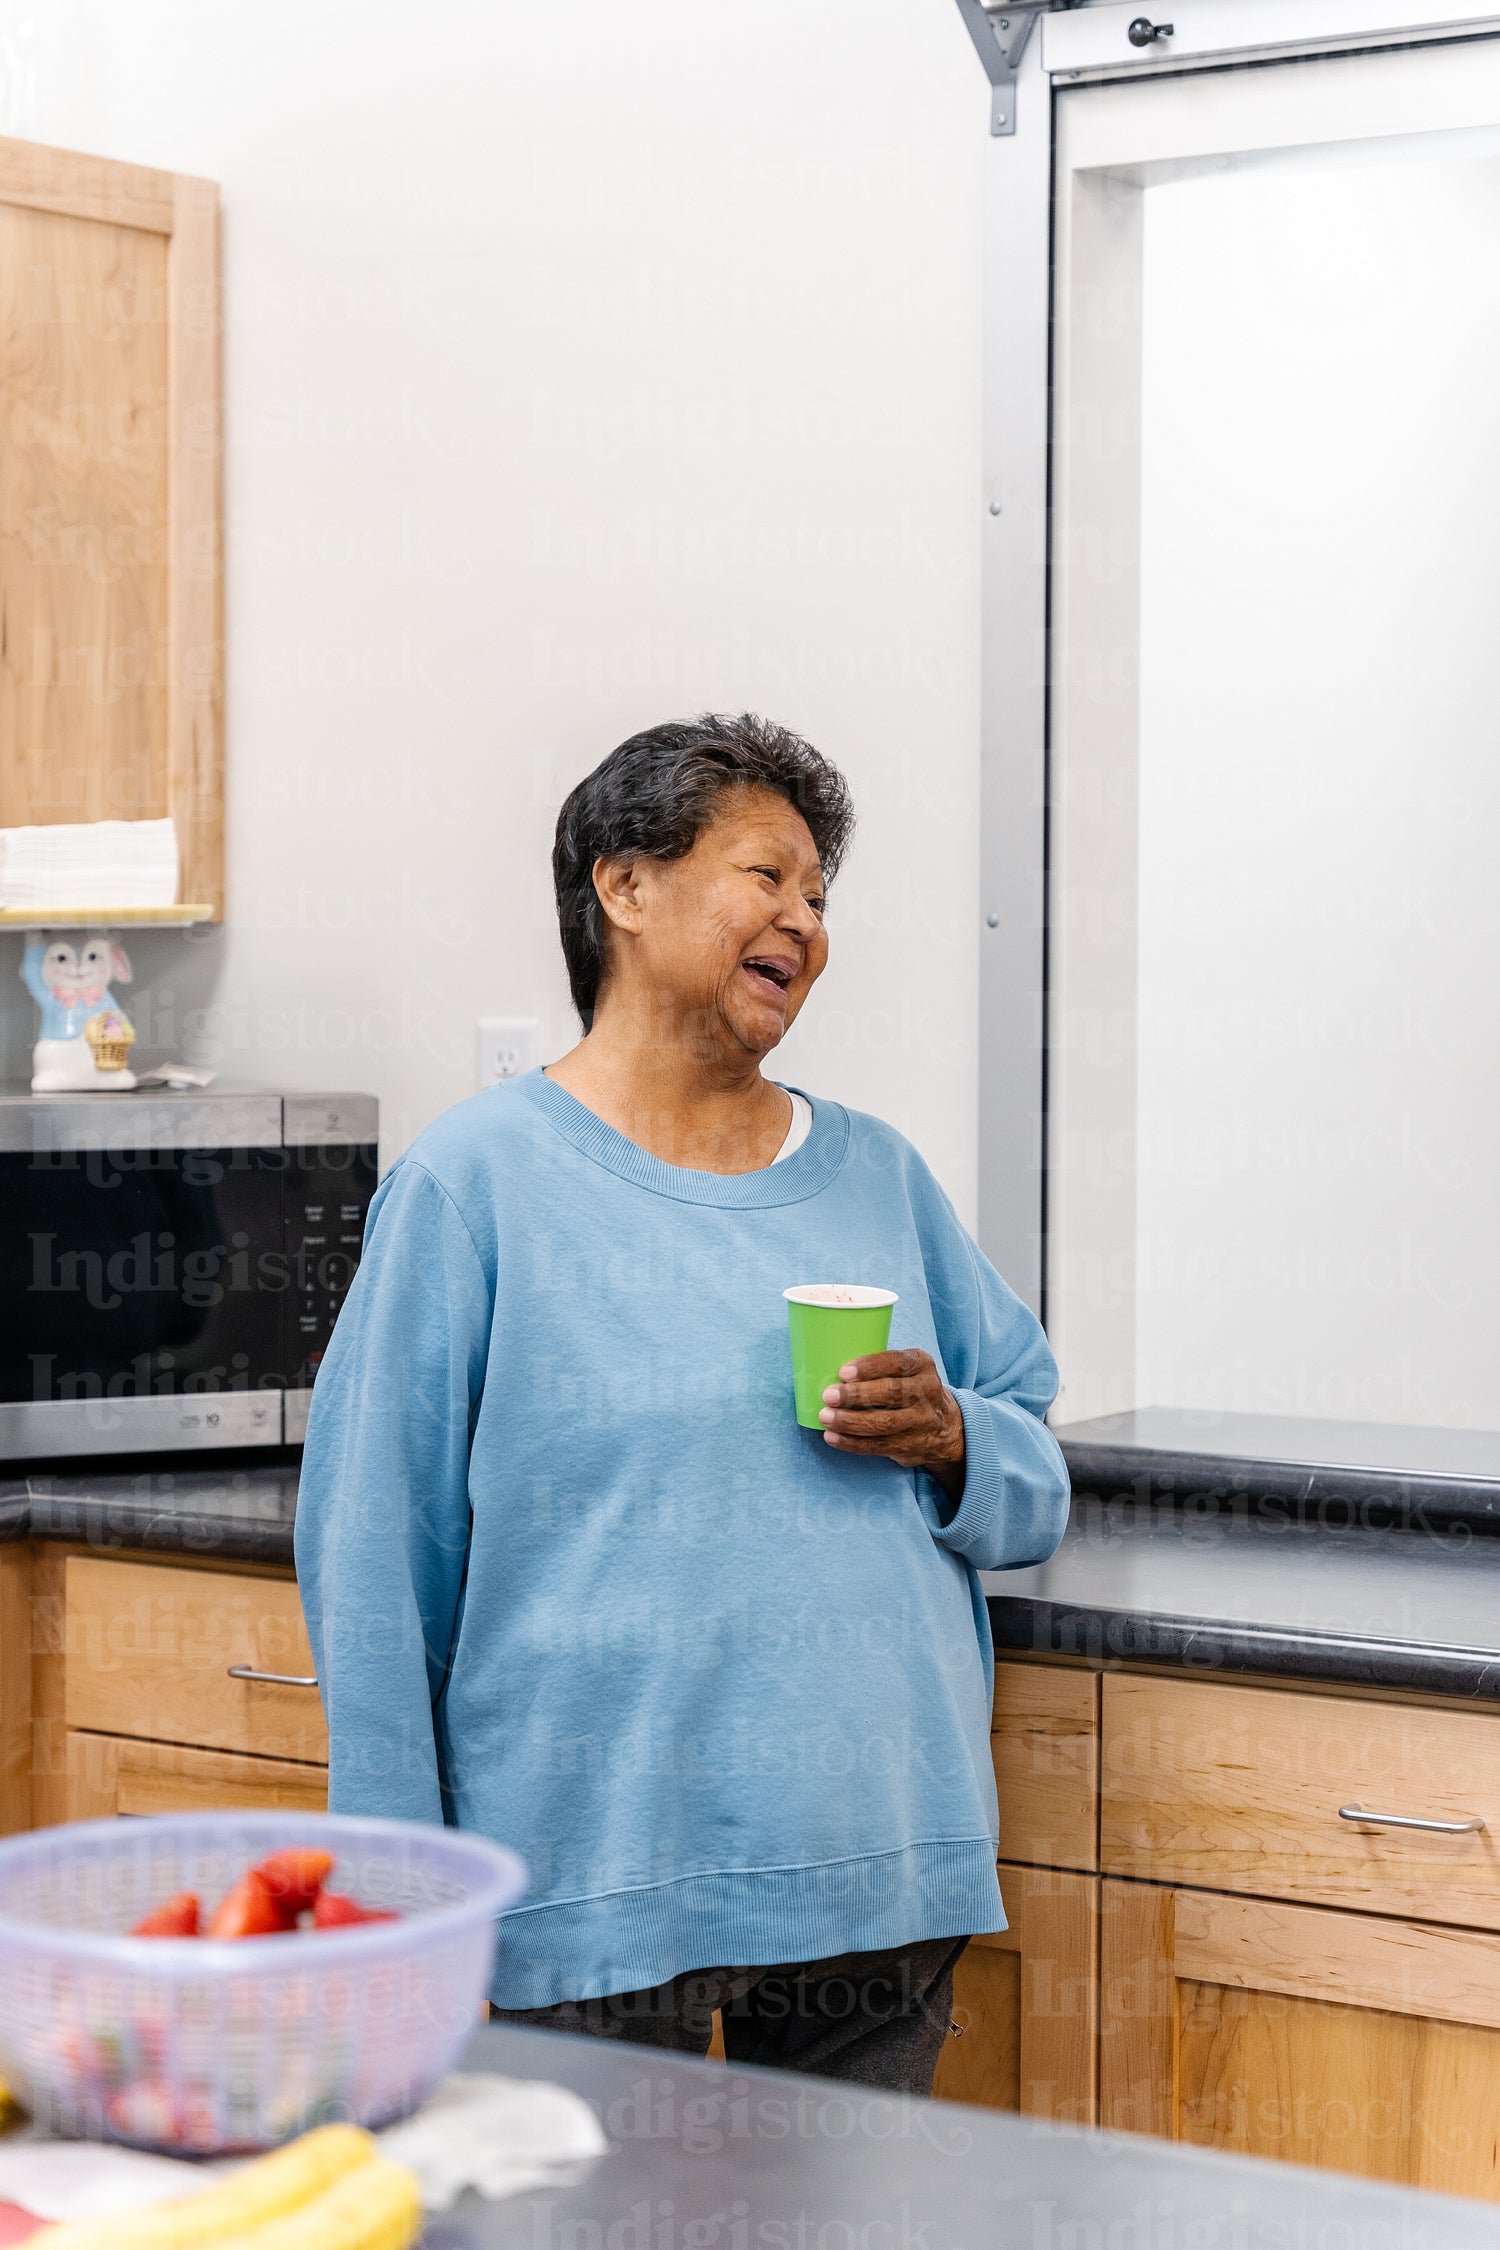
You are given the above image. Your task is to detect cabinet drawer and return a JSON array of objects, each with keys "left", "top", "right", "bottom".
[
  {"left": 64, "top": 1732, "right": 328, "bottom": 1821},
  {"left": 64, "top": 1557, "right": 328, "bottom": 1766},
  {"left": 1103, "top": 1674, "right": 1500, "bottom": 1930},
  {"left": 992, "top": 1660, "right": 1099, "bottom": 1872}
]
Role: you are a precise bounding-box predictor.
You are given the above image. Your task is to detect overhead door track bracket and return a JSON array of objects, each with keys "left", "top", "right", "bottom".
[{"left": 952, "top": 0, "right": 1083, "bottom": 135}]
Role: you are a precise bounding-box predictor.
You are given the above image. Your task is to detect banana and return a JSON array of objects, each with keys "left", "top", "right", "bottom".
[{"left": 29, "top": 2121, "right": 396, "bottom": 2249}]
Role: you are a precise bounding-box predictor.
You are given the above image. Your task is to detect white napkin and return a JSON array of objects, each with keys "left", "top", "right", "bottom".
[
  {"left": 0, "top": 2140, "right": 230, "bottom": 2220},
  {"left": 0, "top": 2074, "right": 607, "bottom": 2221},
  {"left": 377, "top": 2072, "right": 609, "bottom": 2210},
  {"left": 0, "top": 817, "right": 179, "bottom": 910}
]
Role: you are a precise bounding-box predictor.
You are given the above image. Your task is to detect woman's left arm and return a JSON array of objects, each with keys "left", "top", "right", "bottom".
[{"left": 816, "top": 1189, "right": 1070, "bottom": 1572}]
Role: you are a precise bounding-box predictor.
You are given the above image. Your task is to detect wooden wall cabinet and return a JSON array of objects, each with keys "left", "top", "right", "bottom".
[{"left": 0, "top": 135, "right": 223, "bottom": 918}]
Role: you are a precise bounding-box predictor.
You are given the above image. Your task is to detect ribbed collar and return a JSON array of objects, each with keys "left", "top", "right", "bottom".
[{"left": 514, "top": 1068, "right": 850, "bottom": 1209}]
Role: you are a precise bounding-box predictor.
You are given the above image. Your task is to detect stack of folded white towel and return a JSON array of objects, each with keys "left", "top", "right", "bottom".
[{"left": 0, "top": 817, "right": 180, "bottom": 911}]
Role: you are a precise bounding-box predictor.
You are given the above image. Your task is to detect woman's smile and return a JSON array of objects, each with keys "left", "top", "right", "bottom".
[{"left": 740, "top": 949, "right": 799, "bottom": 999}]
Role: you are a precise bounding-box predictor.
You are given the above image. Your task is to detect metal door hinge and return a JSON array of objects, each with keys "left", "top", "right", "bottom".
[{"left": 952, "top": 0, "right": 1085, "bottom": 134}]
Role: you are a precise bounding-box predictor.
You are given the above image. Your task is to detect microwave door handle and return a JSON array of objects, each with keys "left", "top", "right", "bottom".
[{"left": 227, "top": 1662, "right": 320, "bottom": 1689}]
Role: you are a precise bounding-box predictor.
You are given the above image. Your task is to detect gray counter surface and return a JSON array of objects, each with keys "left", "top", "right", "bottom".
[
  {"left": 983, "top": 1490, "right": 1500, "bottom": 1700},
  {"left": 435, "top": 2022, "right": 1498, "bottom": 2247}
]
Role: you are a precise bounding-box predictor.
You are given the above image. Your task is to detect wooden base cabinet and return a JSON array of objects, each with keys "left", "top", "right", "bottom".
[
  {"left": 933, "top": 1864, "right": 1097, "bottom": 2121},
  {"left": 1100, "top": 1878, "right": 1500, "bottom": 2200},
  {"left": 21, "top": 1544, "right": 330, "bottom": 1829}
]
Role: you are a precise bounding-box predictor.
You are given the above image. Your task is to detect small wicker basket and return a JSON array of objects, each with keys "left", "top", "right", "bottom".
[{"left": 85, "top": 1010, "right": 135, "bottom": 1072}]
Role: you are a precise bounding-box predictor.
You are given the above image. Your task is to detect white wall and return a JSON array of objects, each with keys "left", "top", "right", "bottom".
[
  {"left": 0, "top": 0, "right": 988, "bottom": 1217},
  {"left": 1134, "top": 142, "right": 1500, "bottom": 1429}
]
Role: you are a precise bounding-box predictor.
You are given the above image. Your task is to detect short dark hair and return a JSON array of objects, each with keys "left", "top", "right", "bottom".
[{"left": 552, "top": 712, "right": 855, "bottom": 1025}]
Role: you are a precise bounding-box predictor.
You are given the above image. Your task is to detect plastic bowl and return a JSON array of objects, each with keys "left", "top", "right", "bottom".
[{"left": 0, "top": 1811, "right": 527, "bottom": 2152}]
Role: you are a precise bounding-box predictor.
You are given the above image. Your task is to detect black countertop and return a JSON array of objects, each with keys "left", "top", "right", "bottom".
[
  {"left": 1053, "top": 1405, "right": 1500, "bottom": 1530},
  {"left": 11, "top": 1449, "right": 1500, "bottom": 1703},
  {"left": 0, "top": 1455, "right": 300, "bottom": 1566},
  {"left": 434, "top": 2021, "right": 1497, "bottom": 2247},
  {"left": 982, "top": 1492, "right": 1500, "bottom": 1701}
]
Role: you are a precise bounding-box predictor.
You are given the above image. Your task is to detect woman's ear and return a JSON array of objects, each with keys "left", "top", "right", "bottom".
[{"left": 592, "top": 856, "right": 645, "bottom": 936}]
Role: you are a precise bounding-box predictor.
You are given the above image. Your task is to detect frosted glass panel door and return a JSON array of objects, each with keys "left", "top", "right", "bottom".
[{"left": 1048, "top": 46, "right": 1500, "bottom": 1434}]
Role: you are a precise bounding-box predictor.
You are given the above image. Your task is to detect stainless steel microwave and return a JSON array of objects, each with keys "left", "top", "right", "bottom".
[{"left": 0, "top": 1084, "right": 377, "bottom": 1462}]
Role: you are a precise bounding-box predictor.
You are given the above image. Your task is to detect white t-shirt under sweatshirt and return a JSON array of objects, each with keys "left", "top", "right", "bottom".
[{"left": 773, "top": 1088, "right": 812, "bottom": 1163}]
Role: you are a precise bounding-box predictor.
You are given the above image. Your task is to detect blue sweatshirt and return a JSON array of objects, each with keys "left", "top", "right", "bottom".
[{"left": 294, "top": 1069, "right": 1070, "bottom": 2007}]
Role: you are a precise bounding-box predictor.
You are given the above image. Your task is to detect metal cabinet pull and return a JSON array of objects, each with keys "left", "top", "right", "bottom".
[
  {"left": 1127, "top": 16, "right": 1174, "bottom": 44},
  {"left": 227, "top": 1663, "right": 319, "bottom": 1689},
  {"left": 1338, "top": 1803, "right": 1485, "bottom": 1836}
]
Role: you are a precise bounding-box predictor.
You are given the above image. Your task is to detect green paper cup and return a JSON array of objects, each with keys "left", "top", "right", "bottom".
[{"left": 784, "top": 1284, "right": 899, "bottom": 1430}]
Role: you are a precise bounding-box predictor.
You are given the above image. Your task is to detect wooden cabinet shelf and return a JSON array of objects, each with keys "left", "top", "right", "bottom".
[{"left": 0, "top": 905, "right": 216, "bottom": 925}]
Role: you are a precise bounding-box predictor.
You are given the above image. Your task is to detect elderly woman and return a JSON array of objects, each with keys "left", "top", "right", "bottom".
[{"left": 295, "top": 712, "right": 1069, "bottom": 2094}]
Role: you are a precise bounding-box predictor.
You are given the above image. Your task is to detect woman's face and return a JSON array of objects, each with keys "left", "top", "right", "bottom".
[{"left": 598, "top": 787, "right": 830, "bottom": 1060}]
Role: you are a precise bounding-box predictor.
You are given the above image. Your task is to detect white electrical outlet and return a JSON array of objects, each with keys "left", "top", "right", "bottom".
[{"left": 476, "top": 1017, "right": 540, "bottom": 1090}]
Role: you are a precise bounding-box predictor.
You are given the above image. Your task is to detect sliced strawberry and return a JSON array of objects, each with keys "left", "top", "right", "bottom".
[
  {"left": 311, "top": 1891, "right": 398, "bottom": 1929},
  {"left": 130, "top": 1891, "right": 199, "bottom": 1938},
  {"left": 204, "top": 1869, "right": 285, "bottom": 1938},
  {"left": 250, "top": 1847, "right": 335, "bottom": 1917},
  {"left": 106, "top": 2080, "right": 180, "bottom": 2142}
]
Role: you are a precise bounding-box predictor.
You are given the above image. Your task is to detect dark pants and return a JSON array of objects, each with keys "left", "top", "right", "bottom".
[{"left": 494, "top": 1936, "right": 969, "bottom": 2094}]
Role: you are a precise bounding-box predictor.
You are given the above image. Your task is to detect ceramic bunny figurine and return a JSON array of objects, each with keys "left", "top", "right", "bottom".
[{"left": 20, "top": 932, "right": 138, "bottom": 1091}]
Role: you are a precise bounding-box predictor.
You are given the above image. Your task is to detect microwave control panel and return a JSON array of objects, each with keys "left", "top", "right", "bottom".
[{"left": 285, "top": 1143, "right": 378, "bottom": 1389}]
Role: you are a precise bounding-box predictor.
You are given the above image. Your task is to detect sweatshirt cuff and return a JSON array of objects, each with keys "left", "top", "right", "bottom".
[{"left": 920, "top": 1386, "right": 1069, "bottom": 1572}]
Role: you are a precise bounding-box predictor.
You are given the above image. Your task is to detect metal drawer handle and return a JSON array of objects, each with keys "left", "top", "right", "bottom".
[
  {"left": 228, "top": 1663, "right": 319, "bottom": 1689},
  {"left": 1338, "top": 1803, "right": 1485, "bottom": 1837}
]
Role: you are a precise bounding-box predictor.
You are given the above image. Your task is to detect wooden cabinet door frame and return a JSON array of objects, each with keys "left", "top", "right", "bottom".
[{"left": 935, "top": 1863, "right": 1098, "bottom": 2122}]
